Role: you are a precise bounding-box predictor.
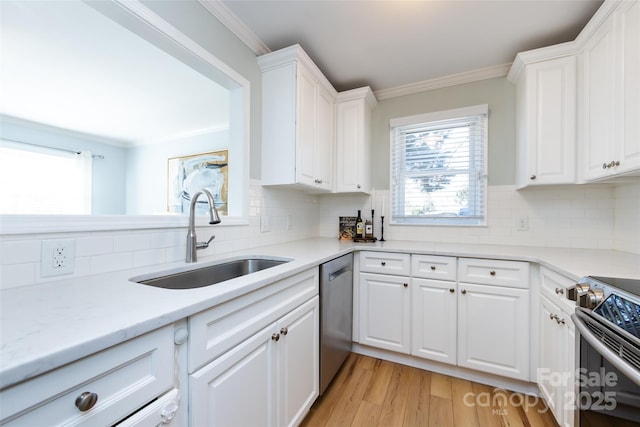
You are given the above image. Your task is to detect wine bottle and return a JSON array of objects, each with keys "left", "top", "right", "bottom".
[
  {"left": 356, "top": 210, "right": 364, "bottom": 239},
  {"left": 365, "top": 218, "right": 373, "bottom": 238}
]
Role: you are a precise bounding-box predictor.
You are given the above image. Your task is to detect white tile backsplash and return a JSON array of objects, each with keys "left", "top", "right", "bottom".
[
  {"left": 317, "top": 185, "right": 624, "bottom": 251},
  {"left": 0, "top": 180, "right": 320, "bottom": 289},
  {"left": 0, "top": 180, "right": 637, "bottom": 290}
]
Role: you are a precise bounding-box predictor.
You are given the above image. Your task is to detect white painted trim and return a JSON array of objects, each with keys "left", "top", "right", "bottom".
[
  {"left": 198, "top": 0, "right": 271, "bottom": 56},
  {"left": 507, "top": 41, "right": 578, "bottom": 83},
  {"left": 374, "top": 63, "right": 512, "bottom": 100}
]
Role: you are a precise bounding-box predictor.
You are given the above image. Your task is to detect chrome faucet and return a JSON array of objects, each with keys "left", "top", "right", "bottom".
[{"left": 186, "top": 188, "right": 221, "bottom": 263}]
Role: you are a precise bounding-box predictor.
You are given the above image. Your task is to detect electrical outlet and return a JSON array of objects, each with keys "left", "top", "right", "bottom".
[
  {"left": 286, "top": 215, "right": 292, "bottom": 230},
  {"left": 42, "top": 239, "right": 75, "bottom": 277},
  {"left": 516, "top": 216, "right": 529, "bottom": 231},
  {"left": 260, "top": 215, "right": 271, "bottom": 233}
]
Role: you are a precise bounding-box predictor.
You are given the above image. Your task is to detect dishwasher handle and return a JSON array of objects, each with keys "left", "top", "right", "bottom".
[{"left": 328, "top": 266, "right": 351, "bottom": 282}]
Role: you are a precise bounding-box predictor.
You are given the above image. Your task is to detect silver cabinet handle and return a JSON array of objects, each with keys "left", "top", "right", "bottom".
[
  {"left": 549, "top": 313, "right": 559, "bottom": 321},
  {"left": 271, "top": 333, "right": 280, "bottom": 342},
  {"left": 280, "top": 327, "right": 288, "bottom": 336},
  {"left": 602, "top": 162, "right": 608, "bottom": 169},
  {"left": 357, "top": 184, "right": 361, "bottom": 189},
  {"left": 556, "top": 317, "right": 566, "bottom": 325},
  {"left": 555, "top": 288, "right": 565, "bottom": 295},
  {"left": 530, "top": 174, "right": 536, "bottom": 180},
  {"left": 75, "top": 391, "right": 98, "bottom": 412}
]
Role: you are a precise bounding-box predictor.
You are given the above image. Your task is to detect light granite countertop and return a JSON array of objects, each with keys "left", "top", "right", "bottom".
[{"left": 1, "top": 237, "right": 639, "bottom": 389}]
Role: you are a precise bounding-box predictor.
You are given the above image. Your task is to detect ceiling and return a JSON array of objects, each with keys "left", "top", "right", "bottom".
[{"left": 220, "top": 0, "right": 603, "bottom": 94}]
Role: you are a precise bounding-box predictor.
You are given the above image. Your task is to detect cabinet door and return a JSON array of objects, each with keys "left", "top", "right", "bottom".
[
  {"left": 296, "top": 64, "right": 317, "bottom": 187},
  {"left": 411, "top": 278, "right": 457, "bottom": 364},
  {"left": 359, "top": 272, "right": 410, "bottom": 353},
  {"left": 538, "top": 296, "right": 565, "bottom": 424},
  {"left": 457, "top": 283, "right": 530, "bottom": 381},
  {"left": 617, "top": 0, "right": 640, "bottom": 174},
  {"left": 315, "top": 86, "right": 334, "bottom": 191},
  {"left": 189, "top": 325, "right": 277, "bottom": 427},
  {"left": 563, "top": 319, "right": 576, "bottom": 427},
  {"left": 336, "top": 99, "right": 367, "bottom": 193},
  {"left": 277, "top": 297, "right": 319, "bottom": 427},
  {"left": 582, "top": 16, "right": 617, "bottom": 180},
  {"left": 523, "top": 56, "right": 576, "bottom": 186}
]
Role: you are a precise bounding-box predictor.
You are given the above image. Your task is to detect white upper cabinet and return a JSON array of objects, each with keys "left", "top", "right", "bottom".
[
  {"left": 259, "top": 45, "right": 336, "bottom": 192},
  {"left": 335, "top": 87, "right": 377, "bottom": 193},
  {"left": 512, "top": 55, "right": 577, "bottom": 188},
  {"left": 581, "top": 0, "right": 640, "bottom": 181}
]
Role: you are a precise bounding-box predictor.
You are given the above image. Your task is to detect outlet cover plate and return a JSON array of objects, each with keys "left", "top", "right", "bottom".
[{"left": 41, "top": 239, "right": 75, "bottom": 277}]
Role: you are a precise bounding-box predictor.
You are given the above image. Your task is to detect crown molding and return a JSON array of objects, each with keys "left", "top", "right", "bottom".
[
  {"left": 198, "top": 0, "right": 270, "bottom": 56},
  {"left": 507, "top": 41, "right": 579, "bottom": 83},
  {"left": 374, "top": 63, "right": 512, "bottom": 100},
  {"left": 336, "top": 86, "right": 377, "bottom": 107}
]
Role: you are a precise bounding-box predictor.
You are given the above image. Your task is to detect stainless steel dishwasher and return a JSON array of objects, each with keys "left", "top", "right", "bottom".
[{"left": 319, "top": 253, "right": 353, "bottom": 395}]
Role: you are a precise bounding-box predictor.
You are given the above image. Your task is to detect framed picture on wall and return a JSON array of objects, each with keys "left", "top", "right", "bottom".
[{"left": 167, "top": 150, "right": 228, "bottom": 216}]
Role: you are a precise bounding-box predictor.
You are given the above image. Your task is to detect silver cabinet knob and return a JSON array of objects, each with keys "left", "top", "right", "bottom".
[
  {"left": 530, "top": 175, "right": 536, "bottom": 180},
  {"left": 489, "top": 270, "right": 496, "bottom": 276},
  {"left": 280, "top": 327, "right": 288, "bottom": 336},
  {"left": 555, "top": 288, "right": 564, "bottom": 295},
  {"left": 357, "top": 184, "right": 361, "bottom": 189},
  {"left": 430, "top": 265, "right": 436, "bottom": 270},
  {"left": 556, "top": 317, "right": 566, "bottom": 325},
  {"left": 403, "top": 283, "right": 408, "bottom": 288},
  {"left": 449, "top": 288, "right": 455, "bottom": 293},
  {"left": 603, "top": 162, "right": 609, "bottom": 169},
  {"left": 461, "top": 289, "right": 467, "bottom": 295},
  {"left": 271, "top": 333, "right": 280, "bottom": 342},
  {"left": 549, "top": 313, "right": 559, "bottom": 321},
  {"left": 381, "top": 261, "right": 386, "bottom": 266},
  {"left": 75, "top": 391, "right": 98, "bottom": 412}
]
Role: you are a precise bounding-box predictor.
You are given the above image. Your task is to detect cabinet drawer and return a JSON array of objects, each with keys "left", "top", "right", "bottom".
[
  {"left": 188, "top": 268, "right": 318, "bottom": 373},
  {"left": 115, "top": 388, "right": 180, "bottom": 427},
  {"left": 458, "top": 258, "right": 529, "bottom": 289},
  {"left": 0, "top": 325, "right": 174, "bottom": 426},
  {"left": 540, "top": 267, "right": 577, "bottom": 313},
  {"left": 359, "top": 251, "right": 410, "bottom": 276},
  {"left": 412, "top": 255, "right": 457, "bottom": 281}
]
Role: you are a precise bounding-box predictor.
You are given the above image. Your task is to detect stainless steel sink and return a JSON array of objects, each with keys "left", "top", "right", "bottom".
[{"left": 134, "top": 258, "right": 291, "bottom": 289}]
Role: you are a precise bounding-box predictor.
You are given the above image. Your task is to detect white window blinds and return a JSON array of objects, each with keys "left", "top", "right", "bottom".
[{"left": 390, "top": 105, "right": 488, "bottom": 226}]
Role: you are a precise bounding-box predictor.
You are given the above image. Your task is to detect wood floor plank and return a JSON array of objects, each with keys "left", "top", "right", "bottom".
[
  {"left": 301, "top": 353, "right": 359, "bottom": 427},
  {"left": 428, "top": 395, "right": 455, "bottom": 427},
  {"left": 451, "top": 377, "right": 481, "bottom": 427},
  {"left": 301, "top": 354, "right": 559, "bottom": 427},
  {"left": 377, "top": 363, "right": 412, "bottom": 427},
  {"left": 324, "top": 358, "right": 374, "bottom": 427},
  {"left": 351, "top": 400, "right": 382, "bottom": 427},
  {"left": 471, "top": 383, "right": 503, "bottom": 427},
  {"left": 430, "top": 372, "right": 453, "bottom": 399},
  {"left": 363, "top": 359, "right": 394, "bottom": 405},
  {"left": 402, "top": 366, "right": 431, "bottom": 427}
]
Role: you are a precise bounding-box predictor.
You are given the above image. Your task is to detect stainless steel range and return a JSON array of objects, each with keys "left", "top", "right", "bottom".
[{"left": 569, "top": 276, "right": 640, "bottom": 426}]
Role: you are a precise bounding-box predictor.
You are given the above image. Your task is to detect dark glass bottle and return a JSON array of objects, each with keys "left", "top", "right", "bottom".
[{"left": 355, "top": 210, "right": 364, "bottom": 239}]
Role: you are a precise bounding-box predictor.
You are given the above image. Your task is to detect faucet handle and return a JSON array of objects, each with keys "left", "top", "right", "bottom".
[{"left": 196, "top": 235, "right": 215, "bottom": 250}]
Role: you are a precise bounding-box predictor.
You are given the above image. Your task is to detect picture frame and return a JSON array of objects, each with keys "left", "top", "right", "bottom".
[{"left": 167, "top": 150, "right": 228, "bottom": 216}]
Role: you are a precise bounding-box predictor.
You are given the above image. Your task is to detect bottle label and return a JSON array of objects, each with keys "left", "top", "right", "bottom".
[
  {"left": 356, "top": 223, "right": 364, "bottom": 235},
  {"left": 365, "top": 223, "right": 373, "bottom": 236}
]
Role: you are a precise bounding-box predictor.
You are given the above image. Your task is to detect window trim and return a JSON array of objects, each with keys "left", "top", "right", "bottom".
[{"left": 389, "top": 104, "right": 488, "bottom": 227}]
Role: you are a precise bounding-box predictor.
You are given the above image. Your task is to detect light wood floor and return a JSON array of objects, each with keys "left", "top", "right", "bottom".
[{"left": 301, "top": 353, "right": 558, "bottom": 427}]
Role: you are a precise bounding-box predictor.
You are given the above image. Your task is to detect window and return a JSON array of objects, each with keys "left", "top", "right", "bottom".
[
  {"left": 390, "top": 105, "right": 488, "bottom": 226},
  {"left": 0, "top": 141, "right": 92, "bottom": 214}
]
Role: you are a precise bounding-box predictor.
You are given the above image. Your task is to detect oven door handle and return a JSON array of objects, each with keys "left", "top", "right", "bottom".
[{"left": 571, "top": 313, "right": 640, "bottom": 387}]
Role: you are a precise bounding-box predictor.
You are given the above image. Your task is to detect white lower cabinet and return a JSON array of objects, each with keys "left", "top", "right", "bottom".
[
  {"left": 411, "top": 278, "right": 457, "bottom": 364},
  {"left": 457, "top": 282, "right": 530, "bottom": 381},
  {"left": 360, "top": 254, "right": 531, "bottom": 382},
  {"left": 0, "top": 325, "right": 176, "bottom": 427},
  {"left": 359, "top": 272, "right": 410, "bottom": 354},
  {"left": 189, "top": 275, "right": 319, "bottom": 427},
  {"left": 538, "top": 268, "right": 576, "bottom": 427}
]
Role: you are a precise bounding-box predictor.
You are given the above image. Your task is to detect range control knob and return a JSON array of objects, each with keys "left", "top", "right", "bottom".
[
  {"left": 579, "top": 288, "right": 605, "bottom": 309},
  {"left": 567, "top": 283, "right": 590, "bottom": 301}
]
